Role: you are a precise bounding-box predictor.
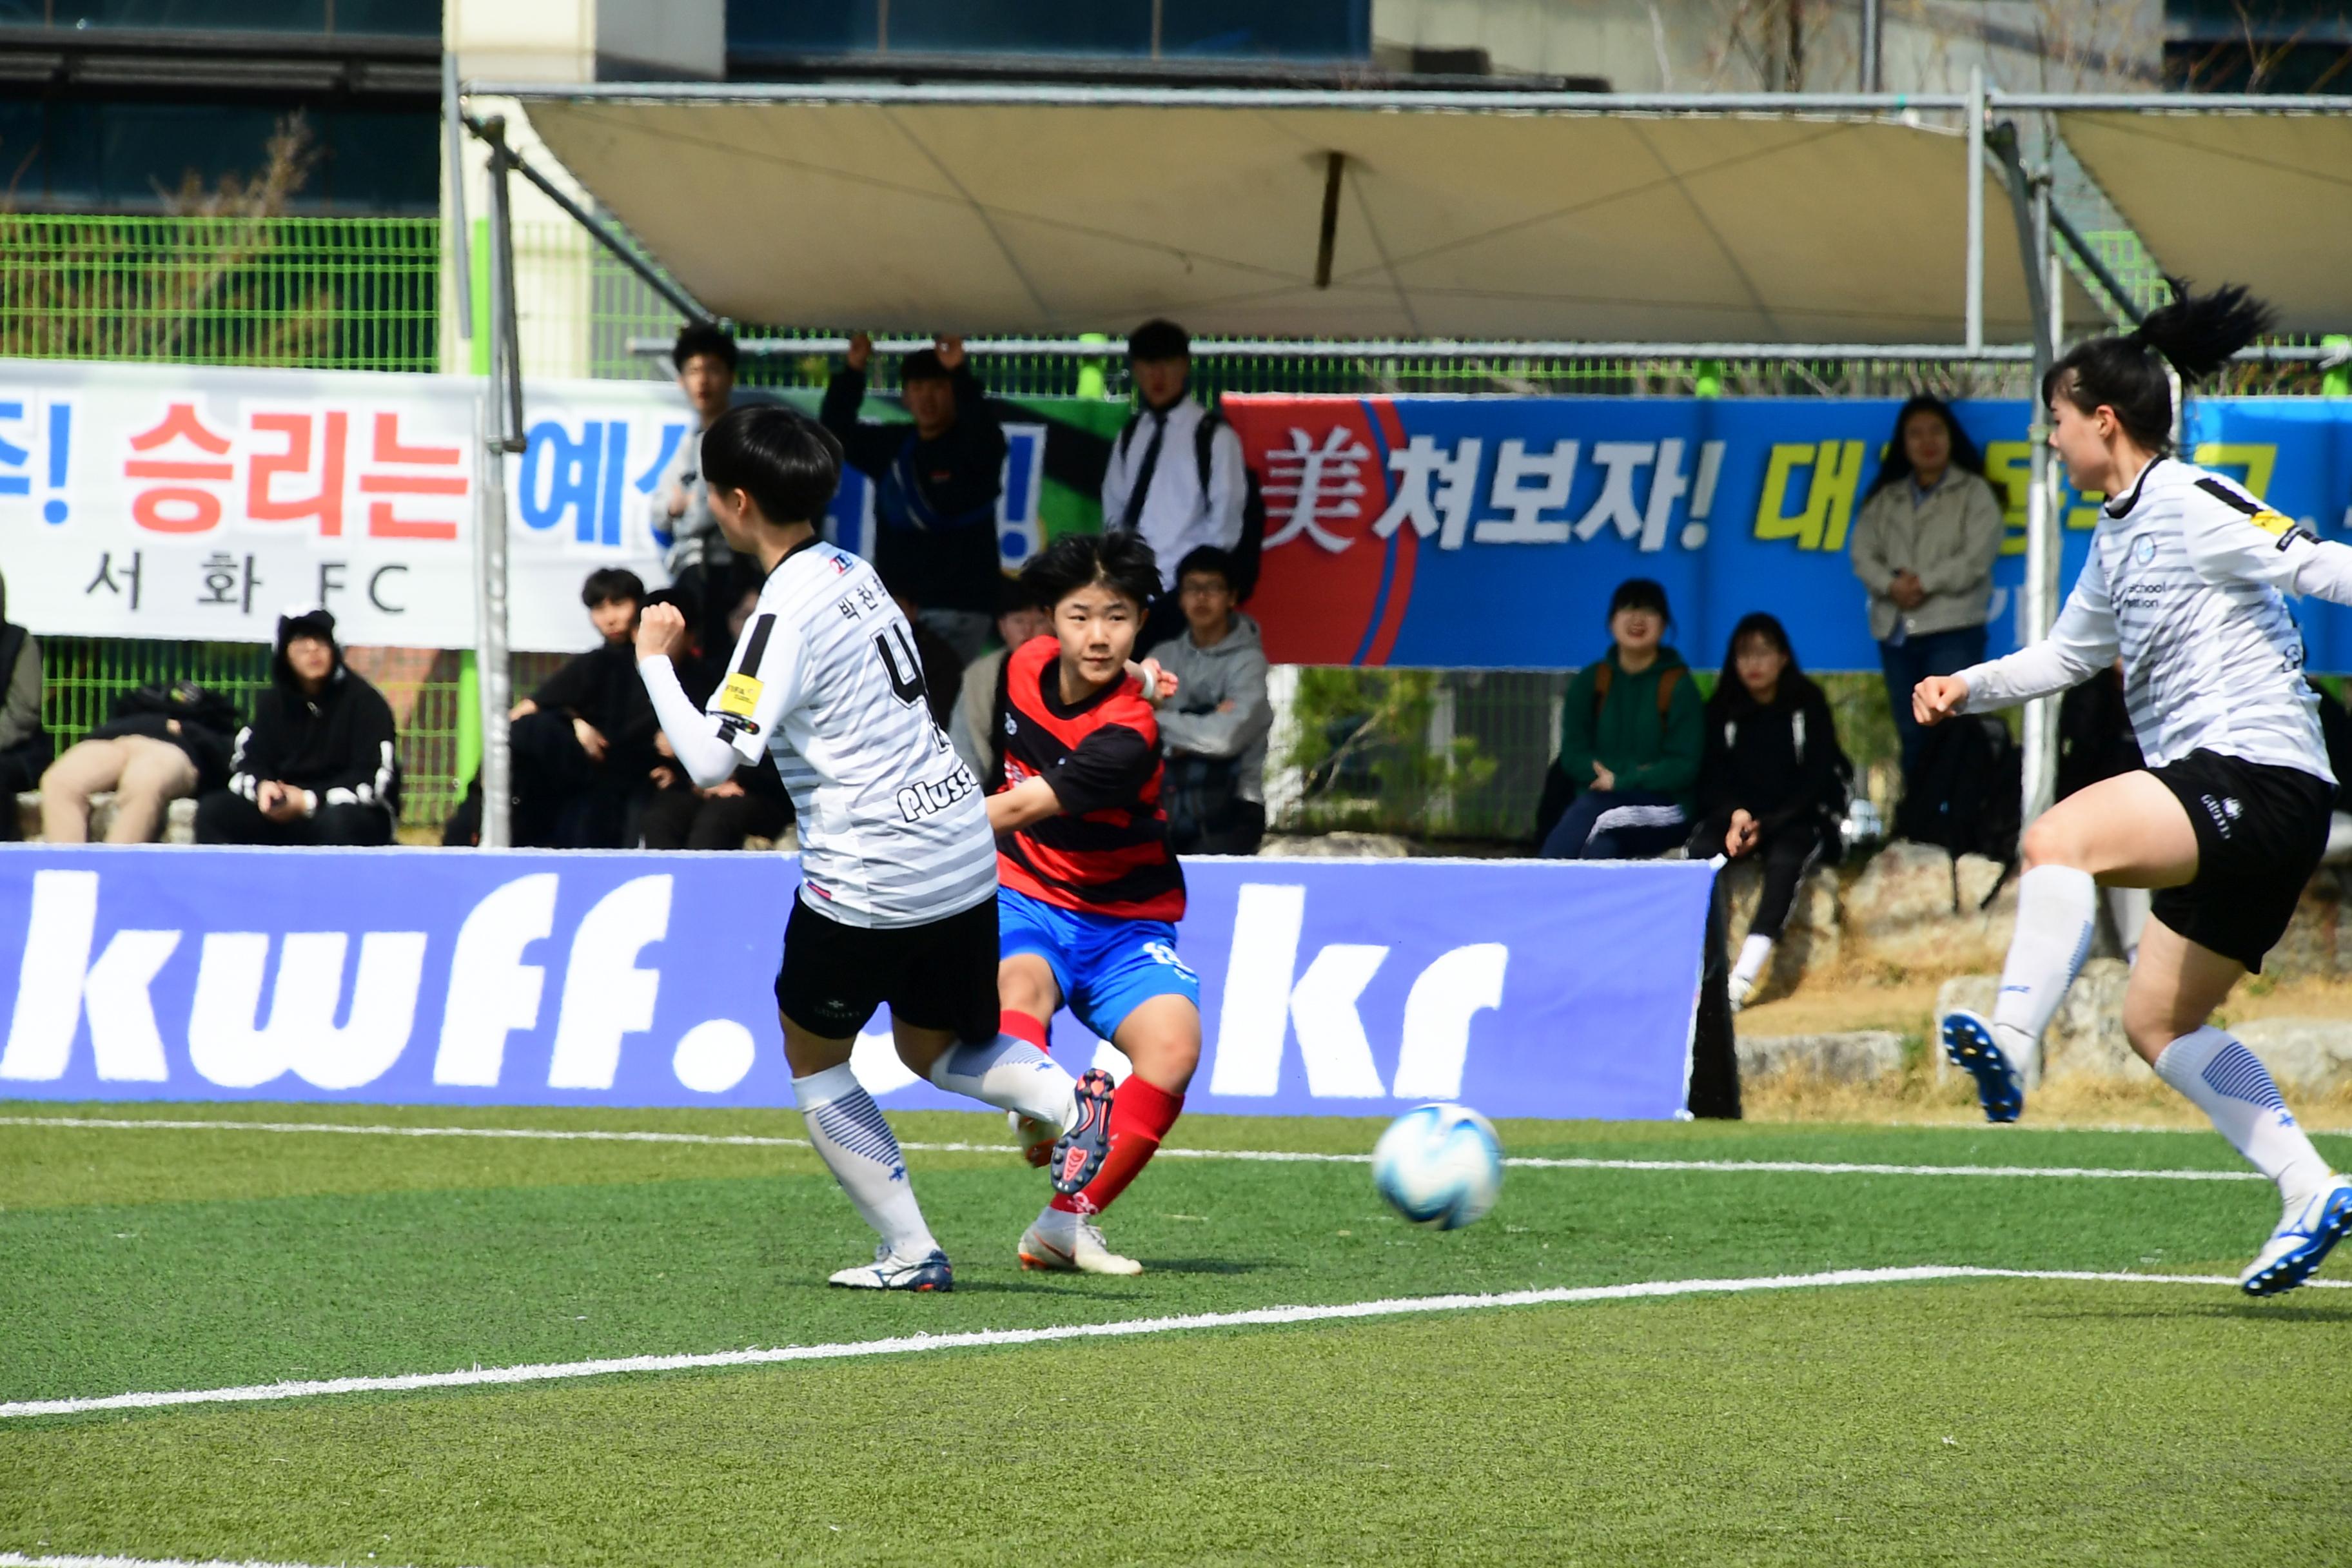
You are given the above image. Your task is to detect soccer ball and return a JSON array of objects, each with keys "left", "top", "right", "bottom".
[{"left": 1372, "top": 1103, "right": 1503, "bottom": 1230}]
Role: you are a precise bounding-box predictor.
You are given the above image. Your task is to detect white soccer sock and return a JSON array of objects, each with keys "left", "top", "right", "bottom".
[
  {"left": 2105, "top": 885, "right": 2150, "bottom": 966},
  {"left": 1990, "top": 865, "right": 2098, "bottom": 1064},
  {"left": 2153, "top": 1026, "right": 2335, "bottom": 1206},
  {"left": 792, "top": 1063, "right": 939, "bottom": 1259},
  {"left": 926, "top": 1034, "right": 1079, "bottom": 1130},
  {"left": 1731, "top": 934, "right": 1776, "bottom": 990}
]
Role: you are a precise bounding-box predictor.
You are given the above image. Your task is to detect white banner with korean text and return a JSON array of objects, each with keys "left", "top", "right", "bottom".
[{"left": 0, "top": 360, "right": 691, "bottom": 653}]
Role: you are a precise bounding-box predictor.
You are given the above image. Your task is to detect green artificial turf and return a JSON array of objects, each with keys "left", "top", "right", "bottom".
[{"left": 4, "top": 1102, "right": 2349, "bottom": 1566}]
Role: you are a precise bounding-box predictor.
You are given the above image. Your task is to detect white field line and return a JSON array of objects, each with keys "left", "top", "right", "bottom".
[
  {"left": 0, "top": 1115, "right": 2288, "bottom": 1182},
  {"left": 3, "top": 1263, "right": 2338, "bottom": 1425}
]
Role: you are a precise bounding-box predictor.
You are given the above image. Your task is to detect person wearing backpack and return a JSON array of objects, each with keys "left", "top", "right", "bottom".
[
  {"left": 1694, "top": 612, "right": 1850, "bottom": 1008},
  {"left": 1538, "top": 578, "right": 1705, "bottom": 860},
  {"left": 821, "top": 333, "right": 1007, "bottom": 662},
  {"left": 1101, "top": 318, "right": 1256, "bottom": 652}
]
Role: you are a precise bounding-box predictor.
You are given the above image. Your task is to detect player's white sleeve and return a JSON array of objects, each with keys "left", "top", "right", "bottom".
[
  {"left": 640, "top": 608, "right": 805, "bottom": 788},
  {"left": 1954, "top": 549, "right": 2118, "bottom": 712},
  {"left": 2177, "top": 470, "right": 2352, "bottom": 607},
  {"left": 637, "top": 655, "right": 739, "bottom": 787}
]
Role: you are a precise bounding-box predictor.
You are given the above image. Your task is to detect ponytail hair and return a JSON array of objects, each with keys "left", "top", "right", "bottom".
[{"left": 2042, "top": 277, "right": 2275, "bottom": 453}]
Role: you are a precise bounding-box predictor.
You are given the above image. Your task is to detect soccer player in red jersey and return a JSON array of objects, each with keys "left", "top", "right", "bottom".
[{"left": 986, "top": 533, "right": 1200, "bottom": 1275}]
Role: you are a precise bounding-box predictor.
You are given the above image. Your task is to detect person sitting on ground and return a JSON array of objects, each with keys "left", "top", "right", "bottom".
[
  {"left": 820, "top": 333, "right": 1006, "bottom": 662},
  {"left": 636, "top": 585, "right": 794, "bottom": 852},
  {"left": 1153, "top": 545, "right": 1272, "bottom": 856},
  {"left": 2057, "top": 659, "right": 2151, "bottom": 963},
  {"left": 647, "top": 322, "right": 769, "bottom": 653},
  {"left": 195, "top": 607, "right": 399, "bottom": 846},
  {"left": 0, "top": 573, "right": 48, "bottom": 841},
  {"left": 1101, "top": 318, "right": 1250, "bottom": 654},
  {"left": 1694, "top": 612, "right": 1849, "bottom": 1009},
  {"left": 1538, "top": 578, "right": 1705, "bottom": 860},
  {"left": 41, "top": 681, "right": 239, "bottom": 843},
  {"left": 949, "top": 576, "right": 1053, "bottom": 790}
]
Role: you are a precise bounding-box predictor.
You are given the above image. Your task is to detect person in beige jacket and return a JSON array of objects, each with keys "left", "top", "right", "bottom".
[{"left": 1849, "top": 394, "right": 2007, "bottom": 771}]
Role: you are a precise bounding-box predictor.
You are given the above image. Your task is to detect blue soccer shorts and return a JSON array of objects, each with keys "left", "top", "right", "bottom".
[{"left": 997, "top": 885, "right": 1200, "bottom": 1042}]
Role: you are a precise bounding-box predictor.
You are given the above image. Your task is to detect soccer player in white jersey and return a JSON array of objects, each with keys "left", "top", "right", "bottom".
[
  {"left": 633, "top": 404, "right": 1113, "bottom": 1292},
  {"left": 1917, "top": 281, "right": 2352, "bottom": 1296}
]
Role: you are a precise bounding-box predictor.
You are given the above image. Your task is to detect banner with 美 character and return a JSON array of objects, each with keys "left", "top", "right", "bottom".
[{"left": 1221, "top": 394, "right": 2352, "bottom": 672}]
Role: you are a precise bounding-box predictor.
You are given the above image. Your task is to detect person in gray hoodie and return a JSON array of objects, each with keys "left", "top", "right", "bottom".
[{"left": 1154, "top": 546, "right": 1271, "bottom": 855}]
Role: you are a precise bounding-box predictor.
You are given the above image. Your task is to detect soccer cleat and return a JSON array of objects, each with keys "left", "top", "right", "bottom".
[
  {"left": 827, "top": 1245, "right": 954, "bottom": 1291},
  {"left": 1018, "top": 1206, "right": 1142, "bottom": 1276},
  {"left": 1941, "top": 1009, "right": 2024, "bottom": 1124},
  {"left": 2239, "top": 1179, "right": 2352, "bottom": 1297},
  {"left": 1049, "top": 1068, "right": 1116, "bottom": 1197},
  {"left": 1009, "top": 1111, "right": 1055, "bottom": 1169}
]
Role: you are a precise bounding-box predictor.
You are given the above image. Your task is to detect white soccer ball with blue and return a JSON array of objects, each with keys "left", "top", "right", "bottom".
[{"left": 1372, "top": 1103, "right": 1503, "bottom": 1230}]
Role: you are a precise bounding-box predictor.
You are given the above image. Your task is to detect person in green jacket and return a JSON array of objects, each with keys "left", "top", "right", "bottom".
[{"left": 1539, "top": 578, "right": 1707, "bottom": 859}]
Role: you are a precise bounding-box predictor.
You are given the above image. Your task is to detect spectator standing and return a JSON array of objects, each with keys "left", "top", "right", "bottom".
[
  {"left": 1538, "top": 578, "right": 1705, "bottom": 860},
  {"left": 949, "top": 577, "right": 1052, "bottom": 790},
  {"left": 1101, "top": 318, "right": 1248, "bottom": 652},
  {"left": 1694, "top": 613, "right": 1849, "bottom": 1009},
  {"left": 195, "top": 607, "right": 399, "bottom": 846},
  {"left": 821, "top": 333, "right": 1006, "bottom": 662},
  {"left": 41, "top": 681, "right": 238, "bottom": 843},
  {"left": 1850, "top": 394, "right": 2007, "bottom": 776},
  {"left": 0, "top": 573, "right": 48, "bottom": 840},
  {"left": 1154, "top": 546, "right": 1272, "bottom": 856},
  {"left": 647, "top": 324, "right": 767, "bottom": 654}
]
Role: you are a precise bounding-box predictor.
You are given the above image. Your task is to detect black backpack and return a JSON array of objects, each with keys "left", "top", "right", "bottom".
[
  {"left": 1896, "top": 715, "right": 2022, "bottom": 903},
  {"left": 1116, "top": 405, "right": 1268, "bottom": 600}
]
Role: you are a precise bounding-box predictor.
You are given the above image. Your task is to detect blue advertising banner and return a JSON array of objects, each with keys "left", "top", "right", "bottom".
[
  {"left": 0, "top": 848, "right": 1712, "bottom": 1121},
  {"left": 1224, "top": 395, "right": 2352, "bottom": 672}
]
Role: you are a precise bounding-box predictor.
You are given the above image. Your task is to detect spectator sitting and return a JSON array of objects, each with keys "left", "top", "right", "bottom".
[
  {"left": 820, "top": 332, "right": 1006, "bottom": 662},
  {"left": 41, "top": 681, "right": 239, "bottom": 843},
  {"left": 1694, "top": 613, "right": 1849, "bottom": 1010},
  {"left": 646, "top": 323, "right": 769, "bottom": 654},
  {"left": 1538, "top": 578, "right": 1704, "bottom": 860},
  {"left": 2057, "top": 660, "right": 2150, "bottom": 962},
  {"left": 1102, "top": 318, "right": 1250, "bottom": 654},
  {"left": 195, "top": 607, "right": 399, "bottom": 846},
  {"left": 1154, "top": 546, "right": 1272, "bottom": 856},
  {"left": 1849, "top": 394, "right": 2006, "bottom": 779},
  {"left": 0, "top": 572, "right": 48, "bottom": 840},
  {"left": 636, "top": 584, "right": 794, "bottom": 852},
  {"left": 948, "top": 576, "right": 1052, "bottom": 790}
]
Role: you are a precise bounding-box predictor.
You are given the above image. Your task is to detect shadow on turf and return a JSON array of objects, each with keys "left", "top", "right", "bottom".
[{"left": 2021, "top": 1300, "right": 2352, "bottom": 1326}]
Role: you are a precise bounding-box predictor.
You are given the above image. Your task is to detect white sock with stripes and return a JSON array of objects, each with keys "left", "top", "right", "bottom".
[
  {"left": 926, "top": 1035, "right": 1078, "bottom": 1130},
  {"left": 792, "top": 1063, "right": 939, "bottom": 1259},
  {"left": 1990, "top": 865, "right": 2098, "bottom": 1070},
  {"left": 2153, "top": 1026, "right": 2334, "bottom": 1206}
]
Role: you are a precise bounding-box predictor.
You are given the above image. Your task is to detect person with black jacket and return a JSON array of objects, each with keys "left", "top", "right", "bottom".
[
  {"left": 195, "top": 607, "right": 400, "bottom": 845},
  {"left": 819, "top": 333, "right": 1006, "bottom": 662},
  {"left": 1694, "top": 612, "right": 1848, "bottom": 1010},
  {"left": 0, "top": 572, "right": 47, "bottom": 840},
  {"left": 41, "top": 681, "right": 238, "bottom": 843}
]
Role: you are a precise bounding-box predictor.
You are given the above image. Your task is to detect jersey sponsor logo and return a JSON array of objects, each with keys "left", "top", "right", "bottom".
[
  {"left": 719, "top": 672, "right": 762, "bottom": 718},
  {"left": 895, "top": 762, "right": 980, "bottom": 823},
  {"left": 2200, "top": 792, "right": 2242, "bottom": 839},
  {"left": 2132, "top": 534, "right": 2157, "bottom": 565}
]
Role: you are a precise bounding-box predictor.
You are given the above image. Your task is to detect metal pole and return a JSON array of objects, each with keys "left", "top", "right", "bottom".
[
  {"left": 1965, "top": 64, "right": 1985, "bottom": 353},
  {"left": 624, "top": 333, "right": 2045, "bottom": 363},
  {"left": 2048, "top": 202, "right": 2144, "bottom": 327},
  {"left": 1860, "top": 0, "right": 1882, "bottom": 92},
  {"left": 2020, "top": 172, "right": 2059, "bottom": 829},
  {"left": 478, "top": 116, "right": 528, "bottom": 850},
  {"left": 484, "top": 119, "right": 527, "bottom": 452},
  {"left": 442, "top": 54, "right": 473, "bottom": 344}
]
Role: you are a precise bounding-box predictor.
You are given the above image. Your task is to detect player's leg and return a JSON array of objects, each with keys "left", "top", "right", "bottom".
[
  {"left": 1730, "top": 823, "right": 1819, "bottom": 1010},
  {"left": 988, "top": 888, "right": 1117, "bottom": 1174},
  {"left": 773, "top": 903, "right": 951, "bottom": 1291},
  {"left": 2128, "top": 920, "right": 2351, "bottom": 1296},
  {"left": 1941, "top": 770, "right": 2196, "bottom": 1121}
]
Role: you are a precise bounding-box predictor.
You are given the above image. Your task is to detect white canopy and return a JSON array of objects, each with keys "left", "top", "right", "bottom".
[{"left": 497, "top": 87, "right": 2091, "bottom": 344}]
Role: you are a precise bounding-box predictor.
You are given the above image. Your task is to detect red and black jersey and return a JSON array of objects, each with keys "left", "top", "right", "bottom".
[{"left": 996, "top": 635, "right": 1186, "bottom": 921}]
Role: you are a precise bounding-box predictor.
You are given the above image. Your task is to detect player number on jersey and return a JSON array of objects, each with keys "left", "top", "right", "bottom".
[{"left": 873, "top": 625, "right": 928, "bottom": 709}]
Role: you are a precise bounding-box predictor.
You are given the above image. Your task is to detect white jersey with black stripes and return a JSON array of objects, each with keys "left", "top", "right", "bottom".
[
  {"left": 1954, "top": 456, "right": 2352, "bottom": 782},
  {"left": 638, "top": 538, "right": 997, "bottom": 928}
]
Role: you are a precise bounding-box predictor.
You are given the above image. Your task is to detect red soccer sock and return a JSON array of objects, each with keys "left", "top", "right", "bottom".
[
  {"left": 1052, "top": 1073, "right": 1184, "bottom": 1217},
  {"left": 1001, "top": 1009, "right": 1050, "bottom": 1052}
]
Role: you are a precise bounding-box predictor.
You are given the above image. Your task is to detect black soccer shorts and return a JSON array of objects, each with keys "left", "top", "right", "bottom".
[{"left": 773, "top": 892, "right": 1001, "bottom": 1043}]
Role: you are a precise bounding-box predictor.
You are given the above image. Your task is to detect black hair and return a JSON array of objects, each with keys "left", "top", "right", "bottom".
[
  {"left": 1709, "top": 611, "right": 1819, "bottom": 720},
  {"left": 1608, "top": 576, "right": 1671, "bottom": 628},
  {"left": 1021, "top": 531, "right": 1161, "bottom": 614},
  {"left": 1173, "top": 545, "right": 1237, "bottom": 592},
  {"left": 699, "top": 404, "right": 843, "bottom": 528},
  {"left": 901, "top": 348, "right": 952, "bottom": 383},
  {"left": 671, "top": 321, "right": 738, "bottom": 373},
  {"left": 994, "top": 573, "right": 1044, "bottom": 618},
  {"left": 640, "top": 582, "right": 702, "bottom": 633},
  {"left": 1127, "top": 318, "right": 1191, "bottom": 362},
  {"left": 2043, "top": 277, "right": 2275, "bottom": 453},
  {"left": 1861, "top": 394, "right": 2004, "bottom": 509},
  {"left": 580, "top": 567, "right": 646, "bottom": 609}
]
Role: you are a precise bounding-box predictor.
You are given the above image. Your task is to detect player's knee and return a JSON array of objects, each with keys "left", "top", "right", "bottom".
[{"left": 2019, "top": 814, "right": 2081, "bottom": 871}]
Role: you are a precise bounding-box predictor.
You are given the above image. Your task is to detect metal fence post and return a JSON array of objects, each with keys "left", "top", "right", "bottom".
[
  {"left": 476, "top": 115, "right": 529, "bottom": 849},
  {"left": 1965, "top": 66, "right": 1986, "bottom": 354}
]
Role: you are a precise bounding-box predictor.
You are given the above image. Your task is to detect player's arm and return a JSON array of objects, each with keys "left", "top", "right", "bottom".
[
  {"left": 986, "top": 775, "right": 1063, "bottom": 832},
  {"left": 1921, "top": 554, "right": 2117, "bottom": 724},
  {"left": 990, "top": 722, "right": 1158, "bottom": 834},
  {"left": 635, "top": 602, "right": 798, "bottom": 789},
  {"left": 2179, "top": 473, "right": 2352, "bottom": 607}
]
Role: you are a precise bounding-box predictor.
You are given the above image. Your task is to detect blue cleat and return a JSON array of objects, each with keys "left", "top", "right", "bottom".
[
  {"left": 1941, "top": 1010, "right": 2024, "bottom": 1124},
  {"left": 828, "top": 1246, "right": 954, "bottom": 1291},
  {"left": 2240, "top": 1179, "right": 2352, "bottom": 1297}
]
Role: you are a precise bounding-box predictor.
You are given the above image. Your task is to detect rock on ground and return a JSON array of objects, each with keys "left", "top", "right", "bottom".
[
  {"left": 1736, "top": 1030, "right": 1906, "bottom": 1084},
  {"left": 1932, "top": 959, "right": 2134, "bottom": 1089}
]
